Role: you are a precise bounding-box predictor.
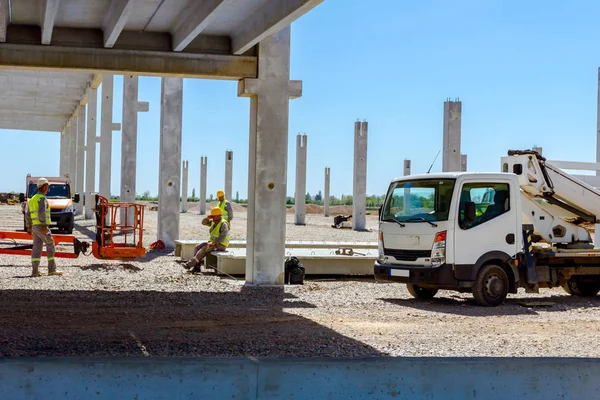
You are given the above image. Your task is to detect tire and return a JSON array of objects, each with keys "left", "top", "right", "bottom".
[
  {"left": 563, "top": 277, "right": 600, "bottom": 297},
  {"left": 472, "top": 264, "right": 509, "bottom": 306},
  {"left": 407, "top": 283, "right": 438, "bottom": 299}
]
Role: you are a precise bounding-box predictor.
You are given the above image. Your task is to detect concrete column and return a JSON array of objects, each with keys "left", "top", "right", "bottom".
[
  {"left": 324, "top": 167, "right": 330, "bottom": 217},
  {"left": 238, "top": 26, "right": 302, "bottom": 285},
  {"left": 75, "top": 105, "right": 86, "bottom": 215},
  {"left": 181, "top": 160, "right": 189, "bottom": 213},
  {"left": 85, "top": 87, "right": 98, "bottom": 219},
  {"left": 157, "top": 77, "right": 183, "bottom": 249},
  {"left": 461, "top": 154, "right": 467, "bottom": 172},
  {"left": 59, "top": 129, "right": 68, "bottom": 176},
  {"left": 532, "top": 146, "right": 543, "bottom": 156},
  {"left": 99, "top": 74, "right": 121, "bottom": 200},
  {"left": 121, "top": 75, "right": 150, "bottom": 225},
  {"left": 68, "top": 118, "right": 77, "bottom": 182},
  {"left": 225, "top": 150, "right": 233, "bottom": 201},
  {"left": 352, "top": 120, "right": 368, "bottom": 231},
  {"left": 200, "top": 156, "right": 207, "bottom": 215},
  {"left": 597, "top": 67, "right": 600, "bottom": 177},
  {"left": 294, "top": 134, "right": 307, "bottom": 225},
  {"left": 442, "top": 100, "right": 462, "bottom": 172},
  {"left": 404, "top": 159, "right": 411, "bottom": 213}
]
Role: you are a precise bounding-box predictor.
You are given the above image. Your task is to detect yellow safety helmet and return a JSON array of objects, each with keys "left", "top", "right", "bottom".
[
  {"left": 216, "top": 189, "right": 225, "bottom": 198},
  {"left": 210, "top": 207, "right": 222, "bottom": 217}
]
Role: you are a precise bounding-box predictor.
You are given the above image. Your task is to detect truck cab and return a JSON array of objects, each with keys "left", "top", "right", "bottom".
[{"left": 20, "top": 174, "right": 79, "bottom": 234}]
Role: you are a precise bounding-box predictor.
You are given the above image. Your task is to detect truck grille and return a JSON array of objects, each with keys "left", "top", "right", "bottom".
[{"left": 384, "top": 249, "right": 431, "bottom": 262}]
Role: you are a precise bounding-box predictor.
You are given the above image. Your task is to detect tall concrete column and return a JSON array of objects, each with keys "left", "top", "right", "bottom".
[
  {"left": 294, "top": 134, "right": 307, "bottom": 225},
  {"left": 352, "top": 120, "right": 368, "bottom": 231},
  {"left": 75, "top": 105, "right": 86, "bottom": 215},
  {"left": 121, "top": 75, "right": 149, "bottom": 225},
  {"left": 238, "top": 26, "right": 302, "bottom": 285},
  {"left": 597, "top": 67, "right": 600, "bottom": 177},
  {"left": 324, "top": 167, "right": 330, "bottom": 217},
  {"left": 442, "top": 99, "right": 462, "bottom": 172},
  {"left": 532, "top": 146, "right": 542, "bottom": 156},
  {"left": 181, "top": 160, "right": 189, "bottom": 213},
  {"left": 99, "top": 74, "right": 121, "bottom": 200},
  {"left": 85, "top": 87, "right": 98, "bottom": 219},
  {"left": 68, "top": 118, "right": 77, "bottom": 182},
  {"left": 200, "top": 156, "right": 207, "bottom": 215},
  {"left": 460, "top": 154, "right": 467, "bottom": 172},
  {"left": 158, "top": 77, "right": 183, "bottom": 249},
  {"left": 225, "top": 150, "right": 233, "bottom": 201},
  {"left": 404, "top": 159, "right": 411, "bottom": 212},
  {"left": 59, "top": 129, "right": 68, "bottom": 176}
]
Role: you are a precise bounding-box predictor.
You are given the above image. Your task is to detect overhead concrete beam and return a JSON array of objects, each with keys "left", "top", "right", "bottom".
[
  {"left": 232, "top": 0, "right": 324, "bottom": 55},
  {"left": 0, "top": 43, "right": 257, "bottom": 79},
  {"left": 172, "top": 0, "right": 226, "bottom": 52},
  {"left": 40, "top": 0, "right": 60, "bottom": 45},
  {"left": 0, "top": 0, "right": 8, "bottom": 43},
  {"left": 0, "top": 116, "right": 65, "bottom": 132},
  {"left": 547, "top": 160, "right": 600, "bottom": 171},
  {"left": 102, "top": 0, "right": 135, "bottom": 48}
]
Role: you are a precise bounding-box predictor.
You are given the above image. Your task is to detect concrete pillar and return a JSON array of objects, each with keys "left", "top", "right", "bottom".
[
  {"left": 352, "top": 120, "right": 368, "bottom": 231},
  {"left": 200, "top": 156, "right": 207, "bottom": 215},
  {"left": 121, "top": 75, "right": 149, "bottom": 225},
  {"left": 461, "top": 154, "right": 467, "bottom": 172},
  {"left": 85, "top": 87, "right": 98, "bottom": 220},
  {"left": 597, "top": 67, "right": 600, "bottom": 177},
  {"left": 442, "top": 100, "right": 462, "bottom": 172},
  {"left": 68, "top": 118, "right": 77, "bottom": 182},
  {"left": 225, "top": 150, "right": 233, "bottom": 201},
  {"left": 238, "top": 26, "right": 302, "bottom": 285},
  {"left": 181, "top": 160, "right": 189, "bottom": 213},
  {"left": 157, "top": 77, "right": 183, "bottom": 249},
  {"left": 324, "top": 167, "right": 330, "bottom": 217},
  {"left": 294, "top": 134, "right": 307, "bottom": 225},
  {"left": 75, "top": 105, "right": 86, "bottom": 215},
  {"left": 99, "top": 74, "right": 121, "bottom": 200},
  {"left": 403, "top": 159, "right": 411, "bottom": 213},
  {"left": 532, "top": 146, "right": 542, "bottom": 156},
  {"left": 59, "top": 129, "right": 68, "bottom": 177}
]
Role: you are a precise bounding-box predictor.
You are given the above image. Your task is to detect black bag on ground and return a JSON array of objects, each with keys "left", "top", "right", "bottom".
[{"left": 284, "top": 256, "right": 305, "bottom": 285}]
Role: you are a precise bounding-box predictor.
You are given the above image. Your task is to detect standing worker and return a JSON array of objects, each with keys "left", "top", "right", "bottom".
[
  {"left": 216, "top": 189, "right": 233, "bottom": 226},
  {"left": 25, "top": 178, "right": 63, "bottom": 277},
  {"left": 184, "top": 207, "right": 230, "bottom": 272}
]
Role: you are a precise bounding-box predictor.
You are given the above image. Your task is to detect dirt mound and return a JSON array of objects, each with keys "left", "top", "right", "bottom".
[
  {"left": 329, "top": 205, "right": 353, "bottom": 215},
  {"left": 287, "top": 204, "right": 322, "bottom": 214}
]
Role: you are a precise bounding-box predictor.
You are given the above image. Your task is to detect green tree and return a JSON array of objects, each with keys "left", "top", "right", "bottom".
[
  {"left": 314, "top": 190, "right": 322, "bottom": 203},
  {"left": 192, "top": 188, "right": 196, "bottom": 199},
  {"left": 306, "top": 192, "right": 312, "bottom": 203}
]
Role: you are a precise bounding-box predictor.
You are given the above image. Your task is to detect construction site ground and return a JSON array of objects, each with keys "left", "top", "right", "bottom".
[{"left": 0, "top": 204, "right": 599, "bottom": 357}]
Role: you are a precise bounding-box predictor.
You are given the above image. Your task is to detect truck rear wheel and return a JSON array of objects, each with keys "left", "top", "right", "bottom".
[
  {"left": 472, "top": 264, "right": 509, "bottom": 306},
  {"left": 407, "top": 284, "right": 438, "bottom": 299},
  {"left": 563, "top": 277, "right": 600, "bottom": 297}
]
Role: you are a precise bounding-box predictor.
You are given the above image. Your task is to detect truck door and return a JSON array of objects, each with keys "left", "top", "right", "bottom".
[{"left": 454, "top": 180, "right": 519, "bottom": 268}]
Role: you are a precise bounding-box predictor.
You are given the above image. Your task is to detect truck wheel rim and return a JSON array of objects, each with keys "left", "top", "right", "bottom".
[{"left": 485, "top": 275, "right": 503, "bottom": 298}]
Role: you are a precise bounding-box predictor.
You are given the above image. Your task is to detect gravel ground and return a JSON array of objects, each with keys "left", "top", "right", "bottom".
[{"left": 0, "top": 204, "right": 599, "bottom": 357}]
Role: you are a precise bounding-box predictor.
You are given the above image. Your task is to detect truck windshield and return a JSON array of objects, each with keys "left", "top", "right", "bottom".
[
  {"left": 382, "top": 179, "right": 455, "bottom": 222},
  {"left": 28, "top": 184, "right": 71, "bottom": 199}
]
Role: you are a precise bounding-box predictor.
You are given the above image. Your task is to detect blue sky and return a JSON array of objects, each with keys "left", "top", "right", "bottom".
[{"left": 2, "top": 0, "right": 600, "bottom": 198}]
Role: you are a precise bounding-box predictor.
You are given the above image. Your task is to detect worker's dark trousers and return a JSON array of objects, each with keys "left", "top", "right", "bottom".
[
  {"left": 187, "top": 242, "right": 227, "bottom": 269},
  {"left": 31, "top": 225, "right": 56, "bottom": 274}
]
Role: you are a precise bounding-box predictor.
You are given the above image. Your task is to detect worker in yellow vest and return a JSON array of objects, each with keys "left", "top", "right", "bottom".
[
  {"left": 25, "top": 178, "right": 63, "bottom": 277},
  {"left": 216, "top": 189, "right": 233, "bottom": 227},
  {"left": 184, "top": 207, "right": 230, "bottom": 272}
]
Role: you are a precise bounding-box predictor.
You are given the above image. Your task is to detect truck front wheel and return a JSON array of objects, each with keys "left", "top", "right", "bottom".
[
  {"left": 407, "top": 284, "right": 438, "bottom": 299},
  {"left": 563, "top": 277, "right": 600, "bottom": 297},
  {"left": 472, "top": 264, "right": 509, "bottom": 306}
]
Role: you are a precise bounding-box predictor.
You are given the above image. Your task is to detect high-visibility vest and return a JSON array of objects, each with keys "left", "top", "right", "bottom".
[
  {"left": 28, "top": 193, "right": 50, "bottom": 226},
  {"left": 218, "top": 200, "right": 229, "bottom": 220},
  {"left": 210, "top": 219, "right": 230, "bottom": 246}
]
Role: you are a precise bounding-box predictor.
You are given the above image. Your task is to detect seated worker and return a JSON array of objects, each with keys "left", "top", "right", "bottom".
[
  {"left": 216, "top": 189, "right": 233, "bottom": 227},
  {"left": 184, "top": 207, "right": 230, "bottom": 272}
]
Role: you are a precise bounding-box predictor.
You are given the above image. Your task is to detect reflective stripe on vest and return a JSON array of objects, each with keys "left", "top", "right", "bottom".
[
  {"left": 209, "top": 219, "right": 230, "bottom": 246},
  {"left": 28, "top": 193, "right": 50, "bottom": 226},
  {"left": 218, "top": 200, "right": 229, "bottom": 219}
]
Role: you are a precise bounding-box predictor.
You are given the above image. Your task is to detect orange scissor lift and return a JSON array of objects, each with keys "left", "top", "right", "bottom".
[{"left": 0, "top": 195, "right": 146, "bottom": 261}]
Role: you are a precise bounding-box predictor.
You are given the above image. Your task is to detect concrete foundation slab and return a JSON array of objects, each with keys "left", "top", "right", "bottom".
[
  {"left": 352, "top": 121, "right": 368, "bottom": 231},
  {"left": 294, "top": 134, "right": 307, "bottom": 225}
]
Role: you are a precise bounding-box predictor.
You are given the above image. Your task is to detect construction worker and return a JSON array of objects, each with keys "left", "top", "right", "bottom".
[
  {"left": 184, "top": 207, "right": 230, "bottom": 273},
  {"left": 216, "top": 189, "right": 233, "bottom": 226},
  {"left": 25, "top": 178, "right": 63, "bottom": 277}
]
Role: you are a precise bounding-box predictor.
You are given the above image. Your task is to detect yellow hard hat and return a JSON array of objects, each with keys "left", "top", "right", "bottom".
[
  {"left": 216, "top": 189, "right": 225, "bottom": 198},
  {"left": 210, "top": 207, "right": 222, "bottom": 217}
]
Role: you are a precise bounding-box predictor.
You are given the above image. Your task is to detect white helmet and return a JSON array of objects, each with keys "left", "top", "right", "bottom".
[{"left": 37, "top": 178, "right": 49, "bottom": 187}]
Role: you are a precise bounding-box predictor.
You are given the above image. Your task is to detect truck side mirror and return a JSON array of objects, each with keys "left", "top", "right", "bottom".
[
  {"left": 19, "top": 193, "right": 25, "bottom": 203},
  {"left": 74, "top": 193, "right": 80, "bottom": 203},
  {"left": 465, "top": 201, "right": 477, "bottom": 223}
]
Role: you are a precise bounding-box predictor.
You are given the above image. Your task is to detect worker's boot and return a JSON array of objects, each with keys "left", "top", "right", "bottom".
[
  {"left": 31, "top": 261, "right": 41, "bottom": 277},
  {"left": 48, "top": 260, "right": 63, "bottom": 276},
  {"left": 184, "top": 258, "right": 198, "bottom": 270}
]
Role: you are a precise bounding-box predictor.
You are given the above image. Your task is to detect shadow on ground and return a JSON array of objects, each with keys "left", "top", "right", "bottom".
[{"left": 0, "top": 288, "right": 384, "bottom": 357}]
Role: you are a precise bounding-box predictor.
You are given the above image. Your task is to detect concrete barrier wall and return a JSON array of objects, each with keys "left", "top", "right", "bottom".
[{"left": 1, "top": 357, "right": 599, "bottom": 399}]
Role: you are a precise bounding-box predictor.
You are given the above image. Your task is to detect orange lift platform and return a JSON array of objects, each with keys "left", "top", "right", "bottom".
[{"left": 0, "top": 195, "right": 146, "bottom": 261}]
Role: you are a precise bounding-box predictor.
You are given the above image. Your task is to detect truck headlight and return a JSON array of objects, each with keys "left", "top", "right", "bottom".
[
  {"left": 431, "top": 231, "right": 446, "bottom": 267},
  {"left": 63, "top": 204, "right": 73, "bottom": 213},
  {"left": 378, "top": 231, "right": 385, "bottom": 263}
]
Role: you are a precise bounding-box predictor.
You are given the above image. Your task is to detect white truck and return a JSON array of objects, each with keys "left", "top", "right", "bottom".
[{"left": 374, "top": 150, "right": 600, "bottom": 306}]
